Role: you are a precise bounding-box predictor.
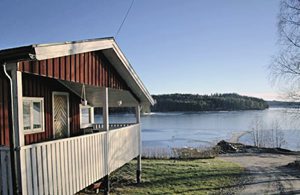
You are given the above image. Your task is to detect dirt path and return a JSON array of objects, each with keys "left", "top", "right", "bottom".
[{"left": 219, "top": 153, "right": 300, "bottom": 194}]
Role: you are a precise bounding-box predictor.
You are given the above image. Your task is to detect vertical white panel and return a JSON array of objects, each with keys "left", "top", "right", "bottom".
[
  {"left": 56, "top": 143, "right": 61, "bottom": 195},
  {"left": 97, "top": 135, "right": 101, "bottom": 179},
  {"left": 72, "top": 140, "right": 77, "bottom": 194},
  {"left": 32, "top": 146, "right": 38, "bottom": 194},
  {"left": 95, "top": 135, "right": 99, "bottom": 179},
  {"left": 90, "top": 136, "right": 93, "bottom": 184},
  {"left": 61, "top": 142, "right": 66, "bottom": 195},
  {"left": 42, "top": 145, "right": 49, "bottom": 195},
  {"left": 102, "top": 133, "right": 106, "bottom": 176},
  {"left": 84, "top": 137, "right": 88, "bottom": 188},
  {"left": 26, "top": 149, "right": 33, "bottom": 195},
  {"left": 80, "top": 138, "right": 84, "bottom": 191},
  {"left": 85, "top": 137, "right": 88, "bottom": 186},
  {"left": 47, "top": 144, "right": 53, "bottom": 195},
  {"left": 36, "top": 146, "right": 44, "bottom": 194},
  {"left": 74, "top": 139, "right": 79, "bottom": 192},
  {"left": 86, "top": 137, "right": 90, "bottom": 185},
  {"left": 19, "top": 147, "right": 28, "bottom": 195},
  {"left": 79, "top": 138, "right": 83, "bottom": 192},
  {"left": 92, "top": 136, "right": 95, "bottom": 181},
  {"left": 83, "top": 138, "right": 87, "bottom": 187},
  {"left": 99, "top": 134, "right": 103, "bottom": 177},
  {"left": 78, "top": 138, "right": 83, "bottom": 190},
  {"left": 66, "top": 141, "right": 71, "bottom": 195},
  {"left": 89, "top": 136, "right": 92, "bottom": 184},
  {"left": 51, "top": 144, "right": 57, "bottom": 195}
]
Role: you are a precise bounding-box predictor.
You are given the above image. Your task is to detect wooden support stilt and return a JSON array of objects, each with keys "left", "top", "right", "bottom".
[
  {"left": 136, "top": 155, "right": 141, "bottom": 184},
  {"left": 103, "top": 175, "right": 110, "bottom": 195}
]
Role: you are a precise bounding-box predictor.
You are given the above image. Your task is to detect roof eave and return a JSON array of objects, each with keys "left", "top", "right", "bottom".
[{"left": 0, "top": 45, "right": 35, "bottom": 63}]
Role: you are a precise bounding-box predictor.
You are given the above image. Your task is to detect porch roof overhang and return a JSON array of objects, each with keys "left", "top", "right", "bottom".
[
  {"left": 59, "top": 80, "right": 139, "bottom": 107},
  {"left": 0, "top": 37, "right": 155, "bottom": 106}
]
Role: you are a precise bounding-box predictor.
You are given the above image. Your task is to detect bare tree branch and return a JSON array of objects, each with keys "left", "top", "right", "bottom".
[{"left": 270, "top": 0, "right": 300, "bottom": 95}]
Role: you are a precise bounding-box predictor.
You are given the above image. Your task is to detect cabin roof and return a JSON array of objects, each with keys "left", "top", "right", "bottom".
[{"left": 0, "top": 37, "right": 154, "bottom": 106}]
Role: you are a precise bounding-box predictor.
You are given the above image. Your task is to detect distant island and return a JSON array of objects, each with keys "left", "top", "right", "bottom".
[{"left": 151, "top": 93, "right": 269, "bottom": 112}]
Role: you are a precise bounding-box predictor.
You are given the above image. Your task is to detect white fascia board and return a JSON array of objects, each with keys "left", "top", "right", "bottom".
[
  {"left": 34, "top": 39, "right": 113, "bottom": 60},
  {"left": 110, "top": 43, "right": 155, "bottom": 105}
]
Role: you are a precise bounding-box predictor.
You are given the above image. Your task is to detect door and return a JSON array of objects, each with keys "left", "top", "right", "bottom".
[{"left": 53, "top": 92, "right": 69, "bottom": 139}]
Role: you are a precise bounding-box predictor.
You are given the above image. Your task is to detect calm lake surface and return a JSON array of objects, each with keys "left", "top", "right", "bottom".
[{"left": 101, "top": 108, "right": 300, "bottom": 151}]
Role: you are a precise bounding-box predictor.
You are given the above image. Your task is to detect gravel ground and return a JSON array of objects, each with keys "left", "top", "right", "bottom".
[{"left": 219, "top": 153, "right": 300, "bottom": 194}]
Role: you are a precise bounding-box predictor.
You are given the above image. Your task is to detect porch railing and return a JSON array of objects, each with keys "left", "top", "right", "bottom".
[
  {"left": 109, "top": 124, "right": 139, "bottom": 173},
  {"left": 92, "top": 123, "right": 135, "bottom": 130},
  {"left": 20, "top": 124, "right": 140, "bottom": 195},
  {"left": 0, "top": 146, "right": 13, "bottom": 195}
]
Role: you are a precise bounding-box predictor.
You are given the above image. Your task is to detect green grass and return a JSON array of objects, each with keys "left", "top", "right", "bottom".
[{"left": 110, "top": 159, "right": 244, "bottom": 195}]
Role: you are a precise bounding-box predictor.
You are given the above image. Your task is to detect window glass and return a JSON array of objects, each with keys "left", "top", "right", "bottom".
[
  {"left": 81, "top": 108, "right": 90, "bottom": 124},
  {"left": 22, "top": 97, "right": 44, "bottom": 133},
  {"left": 23, "top": 101, "right": 31, "bottom": 130},
  {"left": 33, "top": 102, "right": 41, "bottom": 129}
]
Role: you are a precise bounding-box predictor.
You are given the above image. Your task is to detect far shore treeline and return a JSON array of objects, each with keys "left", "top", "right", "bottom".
[{"left": 151, "top": 93, "right": 269, "bottom": 112}]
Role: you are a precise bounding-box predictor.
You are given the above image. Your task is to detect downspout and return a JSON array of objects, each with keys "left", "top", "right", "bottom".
[{"left": 3, "top": 63, "right": 19, "bottom": 194}]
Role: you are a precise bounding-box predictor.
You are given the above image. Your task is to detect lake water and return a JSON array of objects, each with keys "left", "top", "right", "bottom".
[{"left": 100, "top": 108, "right": 300, "bottom": 151}]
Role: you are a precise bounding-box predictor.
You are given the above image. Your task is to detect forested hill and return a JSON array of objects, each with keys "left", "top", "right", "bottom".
[{"left": 151, "top": 93, "right": 269, "bottom": 112}]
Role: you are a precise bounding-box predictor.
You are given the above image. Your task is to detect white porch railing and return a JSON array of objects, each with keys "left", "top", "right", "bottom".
[
  {"left": 0, "top": 146, "right": 13, "bottom": 195},
  {"left": 20, "top": 124, "right": 140, "bottom": 195},
  {"left": 92, "top": 123, "right": 134, "bottom": 130},
  {"left": 108, "top": 124, "right": 139, "bottom": 173}
]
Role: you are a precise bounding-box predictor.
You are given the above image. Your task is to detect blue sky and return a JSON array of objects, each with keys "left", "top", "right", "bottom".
[{"left": 0, "top": 0, "right": 282, "bottom": 100}]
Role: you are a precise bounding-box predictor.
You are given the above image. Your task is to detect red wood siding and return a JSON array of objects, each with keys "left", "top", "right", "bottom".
[
  {"left": 18, "top": 51, "right": 128, "bottom": 90},
  {"left": 22, "top": 74, "right": 81, "bottom": 145},
  {"left": 0, "top": 70, "right": 12, "bottom": 146}
]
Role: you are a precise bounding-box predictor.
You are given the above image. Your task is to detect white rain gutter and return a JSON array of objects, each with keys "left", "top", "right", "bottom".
[
  {"left": 2, "top": 63, "right": 15, "bottom": 134},
  {"left": 2, "top": 63, "right": 19, "bottom": 194}
]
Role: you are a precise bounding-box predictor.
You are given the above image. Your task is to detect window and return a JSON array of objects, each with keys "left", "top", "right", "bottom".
[
  {"left": 80, "top": 105, "right": 94, "bottom": 128},
  {"left": 23, "top": 97, "right": 44, "bottom": 134}
]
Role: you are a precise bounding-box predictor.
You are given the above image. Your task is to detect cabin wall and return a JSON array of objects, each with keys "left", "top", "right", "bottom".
[
  {"left": 2, "top": 50, "right": 135, "bottom": 146},
  {"left": 18, "top": 51, "right": 128, "bottom": 90},
  {"left": 0, "top": 69, "right": 12, "bottom": 147},
  {"left": 22, "top": 73, "right": 81, "bottom": 145}
]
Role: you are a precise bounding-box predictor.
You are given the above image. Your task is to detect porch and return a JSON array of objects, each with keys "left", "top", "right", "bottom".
[
  {"left": 20, "top": 123, "right": 140, "bottom": 195},
  {"left": 15, "top": 66, "right": 144, "bottom": 195}
]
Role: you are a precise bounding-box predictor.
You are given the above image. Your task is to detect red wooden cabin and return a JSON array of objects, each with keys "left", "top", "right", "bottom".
[{"left": 0, "top": 37, "right": 154, "bottom": 195}]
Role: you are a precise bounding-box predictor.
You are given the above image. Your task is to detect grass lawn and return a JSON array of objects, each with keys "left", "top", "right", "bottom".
[{"left": 110, "top": 158, "right": 244, "bottom": 195}]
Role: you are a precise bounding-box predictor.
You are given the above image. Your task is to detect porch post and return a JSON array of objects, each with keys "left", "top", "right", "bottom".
[
  {"left": 11, "top": 67, "right": 25, "bottom": 194},
  {"left": 102, "top": 87, "right": 110, "bottom": 195},
  {"left": 135, "top": 105, "right": 141, "bottom": 184}
]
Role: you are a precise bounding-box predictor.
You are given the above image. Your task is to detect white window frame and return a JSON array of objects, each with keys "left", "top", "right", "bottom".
[
  {"left": 79, "top": 104, "right": 94, "bottom": 129},
  {"left": 23, "top": 97, "right": 45, "bottom": 134}
]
